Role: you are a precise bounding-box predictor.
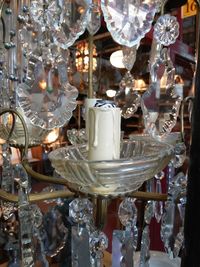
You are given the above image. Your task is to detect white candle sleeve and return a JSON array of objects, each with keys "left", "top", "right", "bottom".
[
  {"left": 88, "top": 107, "right": 121, "bottom": 161},
  {"left": 84, "top": 98, "right": 101, "bottom": 139}
]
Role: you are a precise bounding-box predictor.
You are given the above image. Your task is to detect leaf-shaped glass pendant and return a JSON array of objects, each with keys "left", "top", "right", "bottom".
[
  {"left": 115, "top": 71, "right": 141, "bottom": 118},
  {"left": 101, "top": 0, "right": 158, "bottom": 47},
  {"left": 87, "top": 2, "right": 101, "bottom": 35},
  {"left": 122, "top": 45, "right": 137, "bottom": 71},
  {"left": 47, "top": 0, "right": 91, "bottom": 49},
  {"left": 16, "top": 46, "right": 78, "bottom": 129},
  {"left": 141, "top": 48, "right": 181, "bottom": 140}
]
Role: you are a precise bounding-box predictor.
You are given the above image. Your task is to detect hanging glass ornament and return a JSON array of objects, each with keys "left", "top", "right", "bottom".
[
  {"left": 141, "top": 47, "right": 182, "bottom": 140},
  {"left": 154, "top": 14, "right": 179, "bottom": 46},
  {"left": 87, "top": 1, "right": 101, "bottom": 35},
  {"left": 16, "top": 43, "right": 78, "bottom": 129},
  {"left": 101, "top": 0, "right": 159, "bottom": 47},
  {"left": 115, "top": 45, "right": 141, "bottom": 118}
]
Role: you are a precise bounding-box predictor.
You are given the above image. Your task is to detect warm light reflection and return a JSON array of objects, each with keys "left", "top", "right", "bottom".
[
  {"left": 135, "top": 79, "right": 147, "bottom": 91},
  {"left": 106, "top": 89, "right": 117, "bottom": 98},
  {"left": 43, "top": 129, "right": 59, "bottom": 144},
  {"left": 76, "top": 41, "right": 97, "bottom": 72},
  {"left": 39, "top": 79, "right": 47, "bottom": 90}
]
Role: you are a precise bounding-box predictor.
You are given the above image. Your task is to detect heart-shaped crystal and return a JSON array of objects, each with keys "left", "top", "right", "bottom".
[{"left": 101, "top": 0, "right": 158, "bottom": 47}]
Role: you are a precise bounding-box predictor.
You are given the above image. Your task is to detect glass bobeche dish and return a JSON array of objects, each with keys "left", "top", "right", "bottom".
[{"left": 49, "top": 139, "right": 173, "bottom": 197}]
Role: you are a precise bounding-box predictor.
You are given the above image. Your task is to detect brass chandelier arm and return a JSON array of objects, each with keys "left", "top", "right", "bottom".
[
  {"left": 0, "top": 185, "right": 168, "bottom": 203},
  {"left": 0, "top": 188, "right": 74, "bottom": 203},
  {"left": 0, "top": 109, "right": 29, "bottom": 159},
  {"left": 22, "top": 161, "right": 68, "bottom": 185},
  {"left": 130, "top": 191, "right": 168, "bottom": 202}
]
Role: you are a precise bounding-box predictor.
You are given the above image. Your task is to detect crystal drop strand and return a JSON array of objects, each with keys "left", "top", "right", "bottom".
[
  {"left": 31, "top": 204, "right": 49, "bottom": 267},
  {"left": 69, "top": 198, "right": 93, "bottom": 267},
  {"left": 139, "top": 201, "right": 154, "bottom": 267},
  {"left": 16, "top": 164, "right": 34, "bottom": 267},
  {"left": 1, "top": 143, "right": 15, "bottom": 220},
  {"left": 160, "top": 172, "right": 187, "bottom": 258},
  {"left": 112, "top": 198, "right": 138, "bottom": 267},
  {"left": 154, "top": 172, "right": 164, "bottom": 223},
  {"left": 90, "top": 230, "right": 108, "bottom": 267},
  {"left": 87, "top": 0, "right": 101, "bottom": 36},
  {"left": 4, "top": 1, "right": 17, "bottom": 101}
]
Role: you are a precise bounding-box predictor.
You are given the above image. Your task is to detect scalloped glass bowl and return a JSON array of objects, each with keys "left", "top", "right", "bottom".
[
  {"left": 0, "top": 110, "right": 51, "bottom": 147},
  {"left": 48, "top": 139, "right": 173, "bottom": 197}
]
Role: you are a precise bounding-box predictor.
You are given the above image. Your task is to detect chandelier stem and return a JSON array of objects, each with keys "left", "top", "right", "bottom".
[{"left": 88, "top": 34, "right": 94, "bottom": 98}]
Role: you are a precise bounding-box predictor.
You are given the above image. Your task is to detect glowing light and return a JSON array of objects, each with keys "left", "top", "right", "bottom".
[
  {"left": 106, "top": 89, "right": 117, "bottom": 98},
  {"left": 43, "top": 129, "right": 59, "bottom": 144},
  {"left": 39, "top": 80, "right": 47, "bottom": 90},
  {"left": 76, "top": 41, "right": 97, "bottom": 72},
  {"left": 110, "top": 50, "right": 125, "bottom": 69}
]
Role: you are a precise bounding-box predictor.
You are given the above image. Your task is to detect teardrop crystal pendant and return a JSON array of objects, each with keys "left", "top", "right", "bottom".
[
  {"left": 87, "top": 2, "right": 101, "bottom": 35},
  {"left": 115, "top": 71, "right": 141, "bottom": 118}
]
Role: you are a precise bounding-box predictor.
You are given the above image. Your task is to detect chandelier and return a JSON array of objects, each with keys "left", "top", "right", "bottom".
[
  {"left": 0, "top": 0, "right": 195, "bottom": 266},
  {"left": 76, "top": 41, "right": 97, "bottom": 72}
]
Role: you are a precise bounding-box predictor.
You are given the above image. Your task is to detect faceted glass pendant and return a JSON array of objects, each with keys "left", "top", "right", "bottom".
[
  {"left": 69, "top": 198, "right": 93, "bottom": 224},
  {"left": 87, "top": 2, "right": 101, "bottom": 35},
  {"left": 17, "top": 46, "right": 78, "bottom": 129},
  {"left": 154, "top": 14, "right": 179, "bottom": 46},
  {"left": 118, "top": 198, "right": 137, "bottom": 228},
  {"left": 101, "top": 0, "right": 158, "bottom": 47},
  {"left": 122, "top": 45, "right": 137, "bottom": 71},
  {"left": 44, "top": 0, "right": 91, "bottom": 49},
  {"left": 115, "top": 71, "right": 140, "bottom": 118},
  {"left": 141, "top": 48, "right": 182, "bottom": 140}
]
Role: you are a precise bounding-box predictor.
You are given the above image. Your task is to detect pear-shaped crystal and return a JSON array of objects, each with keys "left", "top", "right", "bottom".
[
  {"left": 115, "top": 72, "right": 140, "bottom": 118},
  {"left": 69, "top": 198, "right": 93, "bottom": 224},
  {"left": 87, "top": 3, "right": 101, "bottom": 35},
  {"left": 101, "top": 0, "right": 157, "bottom": 47},
  {"left": 122, "top": 45, "right": 137, "bottom": 71},
  {"left": 118, "top": 198, "right": 137, "bottom": 227}
]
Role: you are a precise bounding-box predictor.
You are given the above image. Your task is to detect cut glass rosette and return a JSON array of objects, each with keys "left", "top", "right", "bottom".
[
  {"left": 48, "top": 139, "right": 173, "bottom": 197},
  {"left": 101, "top": 0, "right": 158, "bottom": 47},
  {"left": 154, "top": 14, "right": 179, "bottom": 46}
]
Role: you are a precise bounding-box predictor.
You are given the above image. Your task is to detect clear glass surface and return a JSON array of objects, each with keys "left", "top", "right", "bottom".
[
  {"left": 115, "top": 71, "right": 141, "bottom": 118},
  {"left": 101, "top": 0, "right": 158, "bottom": 47},
  {"left": 46, "top": 0, "right": 91, "bottom": 49},
  {"left": 0, "top": 108, "right": 51, "bottom": 146},
  {"left": 48, "top": 139, "right": 173, "bottom": 197},
  {"left": 154, "top": 15, "right": 179, "bottom": 46},
  {"left": 16, "top": 48, "right": 78, "bottom": 129}
]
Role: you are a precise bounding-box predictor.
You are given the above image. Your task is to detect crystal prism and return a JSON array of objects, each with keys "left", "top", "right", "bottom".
[
  {"left": 118, "top": 198, "right": 137, "bottom": 228},
  {"left": 115, "top": 72, "right": 141, "bottom": 118},
  {"left": 101, "top": 0, "right": 158, "bottom": 47},
  {"left": 141, "top": 48, "right": 182, "bottom": 140},
  {"left": 17, "top": 47, "right": 78, "bottom": 129},
  {"left": 154, "top": 15, "right": 179, "bottom": 46},
  {"left": 47, "top": 0, "right": 91, "bottom": 49},
  {"left": 122, "top": 45, "right": 137, "bottom": 71},
  {"left": 69, "top": 198, "right": 93, "bottom": 224},
  {"left": 87, "top": 2, "right": 101, "bottom": 35}
]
